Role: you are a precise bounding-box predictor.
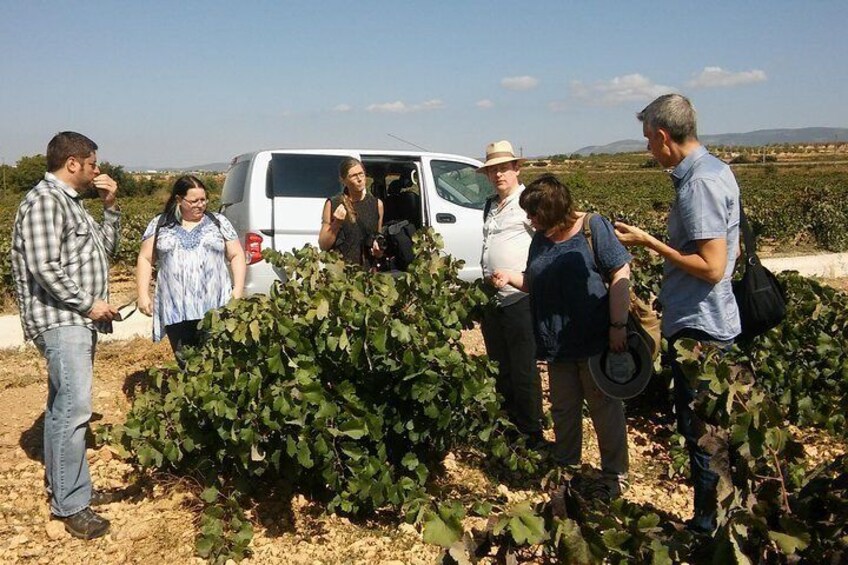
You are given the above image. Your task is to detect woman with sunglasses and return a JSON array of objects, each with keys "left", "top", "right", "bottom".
[
  {"left": 318, "top": 157, "right": 384, "bottom": 269},
  {"left": 136, "top": 175, "right": 245, "bottom": 365}
]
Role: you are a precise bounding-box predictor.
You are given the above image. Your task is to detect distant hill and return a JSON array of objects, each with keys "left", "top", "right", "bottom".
[
  {"left": 574, "top": 127, "right": 848, "bottom": 156},
  {"left": 127, "top": 162, "right": 229, "bottom": 173}
]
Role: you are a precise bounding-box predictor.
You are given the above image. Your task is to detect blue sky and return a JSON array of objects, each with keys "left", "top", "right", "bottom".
[{"left": 1, "top": 1, "right": 847, "bottom": 168}]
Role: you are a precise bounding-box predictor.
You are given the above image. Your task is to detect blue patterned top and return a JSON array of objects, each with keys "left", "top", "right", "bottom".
[{"left": 142, "top": 213, "right": 238, "bottom": 342}]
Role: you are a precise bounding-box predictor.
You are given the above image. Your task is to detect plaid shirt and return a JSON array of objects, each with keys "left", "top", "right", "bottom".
[{"left": 11, "top": 173, "right": 121, "bottom": 341}]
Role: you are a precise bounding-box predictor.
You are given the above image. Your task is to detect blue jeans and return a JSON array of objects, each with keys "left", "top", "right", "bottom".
[
  {"left": 667, "top": 328, "right": 733, "bottom": 532},
  {"left": 34, "top": 325, "right": 97, "bottom": 517}
]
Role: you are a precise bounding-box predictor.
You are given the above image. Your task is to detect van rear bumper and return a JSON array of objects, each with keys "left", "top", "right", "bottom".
[{"left": 244, "top": 261, "right": 286, "bottom": 295}]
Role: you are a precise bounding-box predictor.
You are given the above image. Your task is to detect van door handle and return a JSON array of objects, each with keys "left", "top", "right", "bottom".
[{"left": 436, "top": 213, "right": 456, "bottom": 224}]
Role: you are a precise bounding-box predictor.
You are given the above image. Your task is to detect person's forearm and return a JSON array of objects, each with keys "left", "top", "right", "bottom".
[
  {"left": 230, "top": 255, "right": 246, "bottom": 296},
  {"left": 608, "top": 266, "right": 631, "bottom": 326},
  {"left": 642, "top": 234, "right": 726, "bottom": 284},
  {"left": 318, "top": 221, "right": 341, "bottom": 251},
  {"left": 98, "top": 208, "right": 121, "bottom": 257},
  {"left": 506, "top": 271, "right": 528, "bottom": 293},
  {"left": 136, "top": 256, "right": 153, "bottom": 299}
]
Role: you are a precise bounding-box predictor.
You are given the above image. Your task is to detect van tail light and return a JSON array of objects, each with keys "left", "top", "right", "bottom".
[{"left": 245, "top": 232, "right": 264, "bottom": 265}]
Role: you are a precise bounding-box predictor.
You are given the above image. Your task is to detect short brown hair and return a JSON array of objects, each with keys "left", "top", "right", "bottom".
[
  {"left": 46, "top": 131, "right": 98, "bottom": 172},
  {"left": 520, "top": 174, "right": 579, "bottom": 232}
]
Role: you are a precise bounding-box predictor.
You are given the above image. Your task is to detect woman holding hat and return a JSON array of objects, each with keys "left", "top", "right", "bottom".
[
  {"left": 319, "top": 157, "right": 384, "bottom": 269},
  {"left": 492, "top": 173, "right": 632, "bottom": 500}
]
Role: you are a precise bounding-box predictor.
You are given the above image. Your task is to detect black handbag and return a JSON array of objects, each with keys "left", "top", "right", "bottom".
[{"left": 732, "top": 204, "right": 787, "bottom": 341}]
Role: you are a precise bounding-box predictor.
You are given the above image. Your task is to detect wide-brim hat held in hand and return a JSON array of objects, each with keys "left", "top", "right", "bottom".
[
  {"left": 478, "top": 140, "right": 526, "bottom": 170},
  {"left": 588, "top": 330, "right": 653, "bottom": 400}
]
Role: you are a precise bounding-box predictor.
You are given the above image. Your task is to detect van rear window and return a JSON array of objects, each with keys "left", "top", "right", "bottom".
[
  {"left": 268, "top": 154, "right": 348, "bottom": 198},
  {"left": 221, "top": 161, "right": 249, "bottom": 204}
]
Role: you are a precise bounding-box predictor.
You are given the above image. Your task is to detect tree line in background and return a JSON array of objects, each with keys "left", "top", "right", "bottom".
[{"left": 0, "top": 154, "right": 221, "bottom": 196}]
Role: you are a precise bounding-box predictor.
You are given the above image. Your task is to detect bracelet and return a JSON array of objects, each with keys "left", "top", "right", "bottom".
[{"left": 610, "top": 321, "right": 627, "bottom": 329}]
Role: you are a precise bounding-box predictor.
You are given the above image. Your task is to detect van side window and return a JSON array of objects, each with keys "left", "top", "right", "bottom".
[
  {"left": 268, "top": 154, "right": 347, "bottom": 198},
  {"left": 430, "top": 160, "right": 495, "bottom": 209},
  {"left": 221, "top": 161, "right": 250, "bottom": 205}
]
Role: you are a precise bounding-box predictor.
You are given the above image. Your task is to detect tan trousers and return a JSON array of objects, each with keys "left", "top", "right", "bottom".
[{"left": 548, "top": 359, "right": 629, "bottom": 481}]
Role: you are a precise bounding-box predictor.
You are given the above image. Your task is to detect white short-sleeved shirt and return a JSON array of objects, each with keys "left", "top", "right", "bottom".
[{"left": 481, "top": 185, "right": 534, "bottom": 307}]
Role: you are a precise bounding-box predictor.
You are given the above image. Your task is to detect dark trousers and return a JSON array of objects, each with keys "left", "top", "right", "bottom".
[
  {"left": 481, "top": 296, "right": 543, "bottom": 435},
  {"left": 666, "top": 328, "right": 733, "bottom": 532},
  {"left": 165, "top": 319, "right": 204, "bottom": 368}
]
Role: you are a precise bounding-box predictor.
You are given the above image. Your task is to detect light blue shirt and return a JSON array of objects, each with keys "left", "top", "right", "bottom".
[
  {"left": 142, "top": 213, "right": 238, "bottom": 341},
  {"left": 659, "top": 146, "right": 741, "bottom": 341}
]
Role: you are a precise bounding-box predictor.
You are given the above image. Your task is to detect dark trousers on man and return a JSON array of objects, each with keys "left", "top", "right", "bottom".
[
  {"left": 666, "top": 328, "right": 734, "bottom": 533},
  {"left": 481, "top": 296, "right": 543, "bottom": 437}
]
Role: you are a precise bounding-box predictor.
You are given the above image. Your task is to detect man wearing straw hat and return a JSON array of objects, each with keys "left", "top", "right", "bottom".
[{"left": 478, "top": 140, "right": 544, "bottom": 447}]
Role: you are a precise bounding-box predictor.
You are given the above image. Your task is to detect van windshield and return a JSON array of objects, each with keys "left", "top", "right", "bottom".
[{"left": 268, "top": 154, "right": 349, "bottom": 198}]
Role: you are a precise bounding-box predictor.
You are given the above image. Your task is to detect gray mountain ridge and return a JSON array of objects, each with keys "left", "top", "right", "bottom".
[
  {"left": 127, "top": 127, "right": 848, "bottom": 170},
  {"left": 574, "top": 127, "right": 848, "bottom": 156}
]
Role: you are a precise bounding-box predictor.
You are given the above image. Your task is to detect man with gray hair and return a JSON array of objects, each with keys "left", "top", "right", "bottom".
[{"left": 615, "top": 94, "right": 740, "bottom": 534}]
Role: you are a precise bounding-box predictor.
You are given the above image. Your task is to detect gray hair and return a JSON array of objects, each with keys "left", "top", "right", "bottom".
[{"left": 637, "top": 94, "right": 698, "bottom": 144}]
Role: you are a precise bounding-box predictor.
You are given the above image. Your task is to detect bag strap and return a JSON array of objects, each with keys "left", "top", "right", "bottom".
[
  {"left": 737, "top": 202, "right": 759, "bottom": 268},
  {"left": 483, "top": 194, "right": 497, "bottom": 220},
  {"left": 581, "top": 212, "right": 608, "bottom": 283}
]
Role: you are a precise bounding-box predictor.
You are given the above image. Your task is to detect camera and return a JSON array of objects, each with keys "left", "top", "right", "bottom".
[{"left": 366, "top": 233, "right": 386, "bottom": 254}]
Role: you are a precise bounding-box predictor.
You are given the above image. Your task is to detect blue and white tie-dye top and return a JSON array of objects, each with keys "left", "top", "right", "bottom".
[{"left": 142, "top": 213, "right": 238, "bottom": 342}]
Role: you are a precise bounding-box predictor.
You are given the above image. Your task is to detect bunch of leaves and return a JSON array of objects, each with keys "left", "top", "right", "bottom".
[
  {"left": 106, "top": 230, "right": 539, "bottom": 559},
  {"left": 195, "top": 486, "right": 253, "bottom": 564},
  {"left": 430, "top": 476, "right": 695, "bottom": 563},
  {"left": 433, "top": 339, "right": 848, "bottom": 564},
  {"left": 739, "top": 272, "right": 848, "bottom": 436}
]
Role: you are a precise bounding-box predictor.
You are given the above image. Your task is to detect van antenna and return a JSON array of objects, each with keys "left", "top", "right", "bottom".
[{"left": 387, "top": 133, "right": 428, "bottom": 151}]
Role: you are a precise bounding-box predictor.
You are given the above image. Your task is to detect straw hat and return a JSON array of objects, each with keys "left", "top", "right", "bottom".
[
  {"left": 588, "top": 329, "right": 653, "bottom": 400},
  {"left": 478, "top": 140, "right": 526, "bottom": 170}
]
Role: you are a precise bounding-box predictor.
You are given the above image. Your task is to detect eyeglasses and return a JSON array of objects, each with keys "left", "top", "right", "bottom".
[
  {"left": 346, "top": 172, "right": 366, "bottom": 180},
  {"left": 114, "top": 300, "right": 137, "bottom": 322},
  {"left": 182, "top": 197, "right": 208, "bottom": 206}
]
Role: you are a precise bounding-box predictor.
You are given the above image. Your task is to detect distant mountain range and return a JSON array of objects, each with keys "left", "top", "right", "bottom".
[
  {"left": 128, "top": 127, "right": 848, "bottom": 170},
  {"left": 128, "top": 162, "right": 230, "bottom": 173},
  {"left": 574, "top": 127, "right": 848, "bottom": 156}
]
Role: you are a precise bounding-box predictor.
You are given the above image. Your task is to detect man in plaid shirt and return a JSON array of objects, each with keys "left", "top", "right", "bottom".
[{"left": 11, "top": 131, "right": 121, "bottom": 539}]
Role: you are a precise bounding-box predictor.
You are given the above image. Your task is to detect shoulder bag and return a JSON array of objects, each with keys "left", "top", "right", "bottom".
[{"left": 732, "top": 204, "right": 787, "bottom": 341}]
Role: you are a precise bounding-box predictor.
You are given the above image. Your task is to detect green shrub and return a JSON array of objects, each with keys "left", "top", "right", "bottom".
[{"left": 106, "top": 231, "right": 538, "bottom": 559}]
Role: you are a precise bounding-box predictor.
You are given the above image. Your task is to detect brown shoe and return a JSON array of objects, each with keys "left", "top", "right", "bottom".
[{"left": 57, "top": 508, "right": 110, "bottom": 540}]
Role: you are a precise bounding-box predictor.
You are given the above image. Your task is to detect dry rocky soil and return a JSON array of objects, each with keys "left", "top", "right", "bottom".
[{"left": 1, "top": 279, "right": 847, "bottom": 564}]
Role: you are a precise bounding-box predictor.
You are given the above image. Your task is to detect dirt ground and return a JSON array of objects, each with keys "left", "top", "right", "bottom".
[{"left": 1, "top": 280, "right": 847, "bottom": 563}]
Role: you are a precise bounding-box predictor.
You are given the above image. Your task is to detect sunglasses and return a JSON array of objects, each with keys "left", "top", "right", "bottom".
[{"left": 113, "top": 300, "right": 137, "bottom": 322}]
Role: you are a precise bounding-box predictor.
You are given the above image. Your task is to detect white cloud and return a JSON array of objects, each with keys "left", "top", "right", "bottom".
[
  {"left": 570, "top": 73, "right": 675, "bottom": 106},
  {"left": 366, "top": 99, "right": 445, "bottom": 113},
  {"left": 501, "top": 76, "right": 539, "bottom": 91},
  {"left": 476, "top": 99, "right": 494, "bottom": 109},
  {"left": 686, "top": 66, "right": 767, "bottom": 88},
  {"left": 333, "top": 104, "right": 352, "bottom": 112},
  {"left": 548, "top": 100, "right": 568, "bottom": 112}
]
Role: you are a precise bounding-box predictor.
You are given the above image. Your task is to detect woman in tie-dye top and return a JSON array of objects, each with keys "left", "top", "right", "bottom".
[{"left": 136, "top": 175, "right": 245, "bottom": 365}]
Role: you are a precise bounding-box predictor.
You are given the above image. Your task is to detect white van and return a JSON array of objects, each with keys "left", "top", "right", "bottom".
[{"left": 219, "top": 150, "right": 495, "bottom": 294}]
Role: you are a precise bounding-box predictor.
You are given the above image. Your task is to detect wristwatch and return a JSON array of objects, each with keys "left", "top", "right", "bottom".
[{"left": 609, "top": 321, "right": 627, "bottom": 329}]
